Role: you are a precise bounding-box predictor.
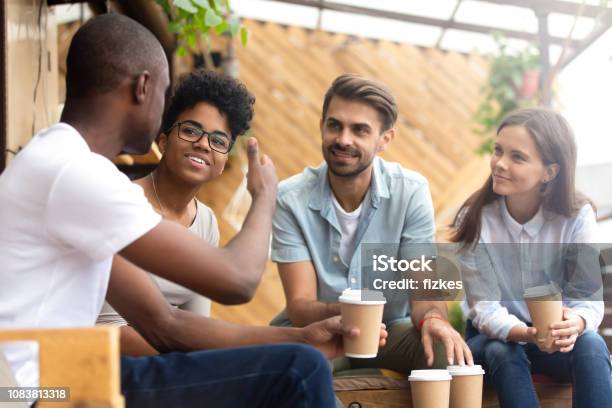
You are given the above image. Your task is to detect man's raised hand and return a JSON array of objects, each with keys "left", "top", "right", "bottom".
[{"left": 246, "top": 137, "right": 277, "bottom": 201}]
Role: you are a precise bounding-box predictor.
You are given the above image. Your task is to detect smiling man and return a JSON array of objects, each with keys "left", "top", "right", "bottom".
[{"left": 271, "top": 74, "right": 473, "bottom": 373}]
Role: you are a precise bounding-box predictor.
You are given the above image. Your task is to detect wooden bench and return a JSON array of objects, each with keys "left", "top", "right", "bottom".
[
  {"left": 0, "top": 327, "right": 123, "bottom": 408},
  {"left": 335, "top": 372, "right": 572, "bottom": 408},
  {"left": 337, "top": 248, "right": 612, "bottom": 407}
]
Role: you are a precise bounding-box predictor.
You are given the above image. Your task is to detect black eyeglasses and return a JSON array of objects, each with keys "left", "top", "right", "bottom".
[{"left": 168, "top": 121, "right": 233, "bottom": 154}]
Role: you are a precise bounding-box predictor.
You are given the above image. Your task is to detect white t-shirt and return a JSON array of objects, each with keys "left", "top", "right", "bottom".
[
  {"left": 332, "top": 194, "right": 363, "bottom": 266},
  {"left": 0, "top": 123, "right": 161, "bottom": 387},
  {"left": 97, "top": 199, "right": 219, "bottom": 325}
]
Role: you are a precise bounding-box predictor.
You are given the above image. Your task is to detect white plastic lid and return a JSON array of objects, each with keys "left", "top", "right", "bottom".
[
  {"left": 408, "top": 369, "right": 452, "bottom": 381},
  {"left": 523, "top": 282, "right": 561, "bottom": 299},
  {"left": 338, "top": 289, "right": 386, "bottom": 305},
  {"left": 446, "top": 365, "right": 485, "bottom": 376}
]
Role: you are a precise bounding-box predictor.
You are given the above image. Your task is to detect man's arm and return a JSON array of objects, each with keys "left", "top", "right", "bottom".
[
  {"left": 397, "top": 180, "right": 473, "bottom": 365},
  {"left": 118, "top": 325, "right": 158, "bottom": 356},
  {"left": 107, "top": 256, "right": 386, "bottom": 357},
  {"left": 120, "top": 138, "right": 275, "bottom": 305},
  {"left": 108, "top": 256, "right": 302, "bottom": 351},
  {"left": 410, "top": 300, "right": 473, "bottom": 366},
  {"left": 409, "top": 300, "right": 448, "bottom": 326},
  {"left": 278, "top": 261, "right": 341, "bottom": 327}
]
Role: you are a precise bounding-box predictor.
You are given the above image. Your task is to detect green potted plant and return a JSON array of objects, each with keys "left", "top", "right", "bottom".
[
  {"left": 156, "top": 0, "right": 248, "bottom": 56},
  {"left": 474, "top": 34, "right": 540, "bottom": 154}
]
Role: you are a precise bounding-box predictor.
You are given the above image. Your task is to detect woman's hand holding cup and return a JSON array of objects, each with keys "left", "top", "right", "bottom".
[{"left": 550, "top": 307, "right": 586, "bottom": 353}]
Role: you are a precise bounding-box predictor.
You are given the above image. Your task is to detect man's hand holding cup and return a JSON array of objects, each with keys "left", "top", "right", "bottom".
[{"left": 301, "top": 315, "right": 388, "bottom": 359}]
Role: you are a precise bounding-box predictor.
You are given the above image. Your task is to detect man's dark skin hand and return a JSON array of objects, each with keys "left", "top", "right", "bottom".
[{"left": 107, "top": 255, "right": 387, "bottom": 358}]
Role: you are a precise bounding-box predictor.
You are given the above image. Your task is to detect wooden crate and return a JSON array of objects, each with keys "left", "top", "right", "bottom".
[{"left": 0, "top": 327, "right": 123, "bottom": 408}]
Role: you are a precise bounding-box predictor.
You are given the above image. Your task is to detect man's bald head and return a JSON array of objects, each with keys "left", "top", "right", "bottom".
[{"left": 65, "top": 13, "right": 167, "bottom": 98}]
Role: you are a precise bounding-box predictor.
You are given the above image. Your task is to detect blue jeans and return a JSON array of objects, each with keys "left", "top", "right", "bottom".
[
  {"left": 120, "top": 343, "right": 336, "bottom": 408},
  {"left": 466, "top": 322, "right": 612, "bottom": 408}
]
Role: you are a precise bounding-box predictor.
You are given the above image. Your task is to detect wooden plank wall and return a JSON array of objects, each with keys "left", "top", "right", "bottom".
[
  {"left": 6, "top": 1, "right": 59, "bottom": 167},
  {"left": 205, "top": 20, "right": 491, "bottom": 325}
]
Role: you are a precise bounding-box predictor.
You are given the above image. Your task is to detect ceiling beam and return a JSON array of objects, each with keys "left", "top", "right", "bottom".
[
  {"left": 536, "top": 11, "right": 552, "bottom": 107},
  {"left": 559, "top": 9, "right": 612, "bottom": 69},
  {"left": 435, "top": 0, "right": 463, "bottom": 48},
  {"left": 268, "top": 0, "right": 580, "bottom": 47},
  {"left": 475, "top": 0, "right": 609, "bottom": 19},
  {"left": 48, "top": 0, "right": 175, "bottom": 52}
]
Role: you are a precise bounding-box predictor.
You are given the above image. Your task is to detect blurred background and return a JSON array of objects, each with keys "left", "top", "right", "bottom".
[{"left": 2, "top": 0, "right": 611, "bottom": 345}]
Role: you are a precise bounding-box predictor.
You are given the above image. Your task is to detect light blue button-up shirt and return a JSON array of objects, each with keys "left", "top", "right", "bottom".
[{"left": 271, "top": 156, "right": 436, "bottom": 323}]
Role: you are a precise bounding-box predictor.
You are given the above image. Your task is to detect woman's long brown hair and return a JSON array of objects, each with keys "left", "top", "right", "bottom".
[{"left": 450, "top": 107, "right": 591, "bottom": 246}]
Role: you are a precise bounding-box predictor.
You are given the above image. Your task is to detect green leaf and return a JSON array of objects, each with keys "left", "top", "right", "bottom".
[
  {"left": 215, "top": 20, "right": 229, "bottom": 34},
  {"left": 177, "top": 46, "right": 187, "bottom": 56},
  {"left": 174, "top": 0, "right": 197, "bottom": 13},
  {"left": 195, "top": 8, "right": 208, "bottom": 30},
  {"left": 186, "top": 31, "right": 197, "bottom": 49},
  {"left": 210, "top": 0, "right": 224, "bottom": 10},
  {"left": 240, "top": 26, "right": 249, "bottom": 46},
  {"left": 192, "top": 0, "right": 210, "bottom": 8},
  {"left": 196, "top": 20, "right": 210, "bottom": 34},
  {"left": 168, "top": 21, "right": 182, "bottom": 33},
  {"left": 205, "top": 9, "right": 223, "bottom": 27},
  {"left": 477, "top": 138, "right": 495, "bottom": 155},
  {"left": 230, "top": 20, "right": 240, "bottom": 36},
  {"left": 177, "top": 7, "right": 192, "bottom": 19}
]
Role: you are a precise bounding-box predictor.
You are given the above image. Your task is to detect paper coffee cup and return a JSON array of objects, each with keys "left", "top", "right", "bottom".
[
  {"left": 524, "top": 283, "right": 563, "bottom": 345},
  {"left": 447, "top": 365, "right": 485, "bottom": 408},
  {"left": 409, "top": 370, "right": 452, "bottom": 408},
  {"left": 338, "top": 289, "right": 386, "bottom": 358}
]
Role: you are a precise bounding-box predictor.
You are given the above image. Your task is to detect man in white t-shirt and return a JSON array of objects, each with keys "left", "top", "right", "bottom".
[{"left": 0, "top": 14, "right": 384, "bottom": 408}]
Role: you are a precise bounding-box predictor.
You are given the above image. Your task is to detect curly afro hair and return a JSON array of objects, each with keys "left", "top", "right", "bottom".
[{"left": 162, "top": 69, "right": 255, "bottom": 140}]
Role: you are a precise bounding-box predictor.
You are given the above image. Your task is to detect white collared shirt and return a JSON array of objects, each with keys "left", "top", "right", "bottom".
[{"left": 462, "top": 197, "right": 603, "bottom": 341}]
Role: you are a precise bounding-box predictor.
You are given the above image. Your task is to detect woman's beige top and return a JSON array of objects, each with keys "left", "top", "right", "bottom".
[{"left": 96, "top": 199, "right": 219, "bottom": 326}]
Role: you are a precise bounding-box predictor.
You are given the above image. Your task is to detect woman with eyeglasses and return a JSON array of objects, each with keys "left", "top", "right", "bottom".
[{"left": 97, "top": 69, "right": 255, "bottom": 356}]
